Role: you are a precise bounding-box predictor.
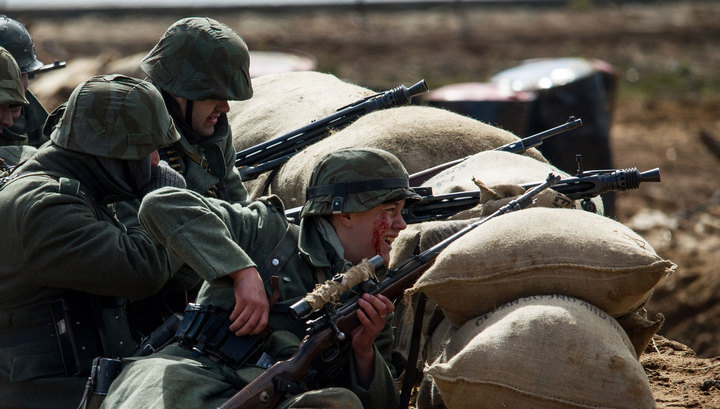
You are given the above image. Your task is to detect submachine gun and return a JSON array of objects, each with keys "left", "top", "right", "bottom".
[
  {"left": 235, "top": 79, "right": 429, "bottom": 181},
  {"left": 403, "top": 156, "right": 661, "bottom": 224},
  {"left": 217, "top": 174, "right": 561, "bottom": 409}
]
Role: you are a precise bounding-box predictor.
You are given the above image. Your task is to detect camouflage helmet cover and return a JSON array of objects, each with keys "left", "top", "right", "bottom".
[
  {"left": 0, "top": 46, "right": 28, "bottom": 105},
  {"left": 141, "top": 17, "right": 253, "bottom": 101},
  {"left": 0, "top": 15, "right": 43, "bottom": 73},
  {"left": 301, "top": 147, "right": 423, "bottom": 218},
  {"left": 50, "top": 74, "right": 180, "bottom": 160}
]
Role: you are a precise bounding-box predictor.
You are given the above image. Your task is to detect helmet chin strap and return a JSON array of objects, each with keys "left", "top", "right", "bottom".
[{"left": 185, "top": 99, "right": 194, "bottom": 129}]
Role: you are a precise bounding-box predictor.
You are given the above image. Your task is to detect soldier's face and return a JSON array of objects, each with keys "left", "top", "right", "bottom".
[
  {"left": 0, "top": 103, "right": 17, "bottom": 132},
  {"left": 191, "top": 99, "right": 230, "bottom": 138},
  {"left": 334, "top": 199, "right": 408, "bottom": 264},
  {"left": 173, "top": 97, "right": 230, "bottom": 139},
  {"left": 21, "top": 73, "right": 29, "bottom": 93}
]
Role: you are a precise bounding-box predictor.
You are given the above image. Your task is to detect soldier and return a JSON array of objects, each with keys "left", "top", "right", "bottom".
[
  {"left": 118, "top": 16, "right": 256, "bottom": 338},
  {"left": 0, "top": 45, "right": 34, "bottom": 176},
  {"left": 100, "top": 147, "right": 422, "bottom": 409},
  {"left": 0, "top": 15, "right": 50, "bottom": 148},
  {"left": 0, "top": 74, "right": 187, "bottom": 409},
  {"left": 141, "top": 16, "right": 253, "bottom": 204}
]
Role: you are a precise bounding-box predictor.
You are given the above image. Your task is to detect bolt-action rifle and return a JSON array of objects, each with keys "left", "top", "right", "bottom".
[
  {"left": 402, "top": 162, "right": 661, "bottom": 224},
  {"left": 408, "top": 116, "right": 583, "bottom": 186},
  {"left": 235, "top": 80, "right": 429, "bottom": 181},
  {"left": 217, "top": 174, "right": 561, "bottom": 409}
]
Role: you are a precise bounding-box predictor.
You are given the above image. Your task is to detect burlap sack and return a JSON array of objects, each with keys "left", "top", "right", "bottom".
[
  {"left": 424, "top": 149, "right": 604, "bottom": 215},
  {"left": 406, "top": 207, "right": 676, "bottom": 328},
  {"left": 616, "top": 309, "right": 665, "bottom": 358},
  {"left": 267, "top": 105, "right": 547, "bottom": 207},
  {"left": 389, "top": 219, "right": 474, "bottom": 269},
  {"left": 426, "top": 295, "right": 657, "bottom": 409},
  {"left": 389, "top": 220, "right": 471, "bottom": 377}
]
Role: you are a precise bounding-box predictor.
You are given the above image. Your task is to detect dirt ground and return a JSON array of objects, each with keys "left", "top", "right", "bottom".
[{"left": 14, "top": 1, "right": 720, "bottom": 406}]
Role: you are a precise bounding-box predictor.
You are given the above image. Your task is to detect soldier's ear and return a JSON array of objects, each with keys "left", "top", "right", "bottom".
[{"left": 329, "top": 213, "right": 353, "bottom": 229}]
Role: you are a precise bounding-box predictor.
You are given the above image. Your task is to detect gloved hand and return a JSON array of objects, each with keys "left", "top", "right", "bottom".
[{"left": 138, "top": 160, "right": 186, "bottom": 196}]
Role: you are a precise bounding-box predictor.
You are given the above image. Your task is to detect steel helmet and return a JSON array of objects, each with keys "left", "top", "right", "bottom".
[
  {"left": 301, "top": 148, "right": 422, "bottom": 217},
  {"left": 0, "top": 15, "right": 42, "bottom": 74},
  {"left": 50, "top": 74, "right": 180, "bottom": 160},
  {"left": 141, "top": 17, "right": 253, "bottom": 101},
  {"left": 0, "top": 46, "right": 28, "bottom": 105}
]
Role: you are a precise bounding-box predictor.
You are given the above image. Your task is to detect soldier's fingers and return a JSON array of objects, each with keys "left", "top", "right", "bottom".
[{"left": 362, "top": 293, "right": 391, "bottom": 318}]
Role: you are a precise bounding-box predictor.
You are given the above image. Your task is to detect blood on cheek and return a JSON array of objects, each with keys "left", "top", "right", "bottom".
[{"left": 372, "top": 217, "right": 391, "bottom": 253}]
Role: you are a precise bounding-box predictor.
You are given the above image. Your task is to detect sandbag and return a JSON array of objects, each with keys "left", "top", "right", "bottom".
[
  {"left": 406, "top": 207, "right": 676, "bottom": 328},
  {"left": 268, "top": 105, "right": 546, "bottom": 207},
  {"left": 425, "top": 295, "right": 657, "bottom": 409},
  {"left": 416, "top": 318, "right": 456, "bottom": 409},
  {"left": 423, "top": 149, "right": 604, "bottom": 214}
]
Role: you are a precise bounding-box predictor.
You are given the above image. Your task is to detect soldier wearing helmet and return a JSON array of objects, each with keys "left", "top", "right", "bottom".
[
  {"left": 0, "top": 46, "right": 28, "bottom": 136},
  {"left": 141, "top": 16, "right": 253, "bottom": 204},
  {"left": 0, "top": 74, "right": 187, "bottom": 409},
  {"left": 0, "top": 45, "right": 34, "bottom": 186},
  {"left": 100, "top": 148, "right": 421, "bottom": 409},
  {"left": 0, "top": 15, "right": 50, "bottom": 148}
]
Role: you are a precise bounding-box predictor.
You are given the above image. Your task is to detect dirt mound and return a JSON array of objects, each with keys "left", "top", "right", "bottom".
[{"left": 642, "top": 336, "right": 720, "bottom": 408}]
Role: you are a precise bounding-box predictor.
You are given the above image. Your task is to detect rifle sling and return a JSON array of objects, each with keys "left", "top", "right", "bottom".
[
  {"left": 260, "top": 223, "right": 300, "bottom": 313},
  {"left": 399, "top": 293, "right": 427, "bottom": 409}
]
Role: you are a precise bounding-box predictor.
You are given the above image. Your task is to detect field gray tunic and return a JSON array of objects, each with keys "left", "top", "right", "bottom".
[{"left": 0, "top": 145, "right": 175, "bottom": 409}]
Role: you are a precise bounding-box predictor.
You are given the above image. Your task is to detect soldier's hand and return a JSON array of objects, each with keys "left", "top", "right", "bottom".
[
  {"left": 228, "top": 267, "right": 269, "bottom": 336},
  {"left": 138, "top": 160, "right": 186, "bottom": 196},
  {"left": 351, "top": 293, "right": 394, "bottom": 386}
]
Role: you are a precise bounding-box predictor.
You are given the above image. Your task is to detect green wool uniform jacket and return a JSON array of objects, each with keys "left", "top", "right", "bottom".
[
  {"left": 0, "top": 147, "right": 176, "bottom": 409},
  {"left": 100, "top": 187, "right": 400, "bottom": 409},
  {"left": 165, "top": 114, "right": 249, "bottom": 204}
]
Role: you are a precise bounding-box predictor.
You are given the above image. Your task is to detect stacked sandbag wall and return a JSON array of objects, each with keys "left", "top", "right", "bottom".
[{"left": 397, "top": 207, "right": 674, "bottom": 408}]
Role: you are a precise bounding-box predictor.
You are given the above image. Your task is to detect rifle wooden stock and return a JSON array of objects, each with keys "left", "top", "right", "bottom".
[{"left": 217, "top": 326, "right": 335, "bottom": 409}]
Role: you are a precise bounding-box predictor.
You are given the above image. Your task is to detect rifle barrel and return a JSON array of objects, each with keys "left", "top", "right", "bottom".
[
  {"left": 521, "top": 167, "right": 661, "bottom": 200},
  {"left": 235, "top": 79, "right": 428, "bottom": 178},
  {"left": 408, "top": 116, "right": 582, "bottom": 186}
]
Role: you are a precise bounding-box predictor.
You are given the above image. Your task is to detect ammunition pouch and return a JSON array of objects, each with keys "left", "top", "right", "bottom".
[
  {"left": 76, "top": 357, "right": 123, "bottom": 409},
  {"left": 175, "top": 303, "right": 271, "bottom": 369},
  {"left": 50, "top": 293, "right": 136, "bottom": 377}
]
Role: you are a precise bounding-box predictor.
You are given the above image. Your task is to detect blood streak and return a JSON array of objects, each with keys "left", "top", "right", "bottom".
[{"left": 372, "top": 218, "right": 391, "bottom": 255}]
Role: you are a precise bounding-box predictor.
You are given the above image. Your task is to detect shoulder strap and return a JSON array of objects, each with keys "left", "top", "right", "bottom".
[
  {"left": 0, "top": 171, "right": 100, "bottom": 218},
  {"left": 259, "top": 223, "right": 300, "bottom": 282}
]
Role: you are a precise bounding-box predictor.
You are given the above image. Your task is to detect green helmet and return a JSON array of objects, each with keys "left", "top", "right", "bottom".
[
  {"left": 141, "top": 17, "right": 253, "bottom": 101},
  {"left": 50, "top": 74, "right": 180, "bottom": 160},
  {"left": 0, "top": 15, "right": 43, "bottom": 74},
  {"left": 0, "top": 46, "right": 28, "bottom": 105},
  {"left": 301, "top": 148, "right": 422, "bottom": 217}
]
